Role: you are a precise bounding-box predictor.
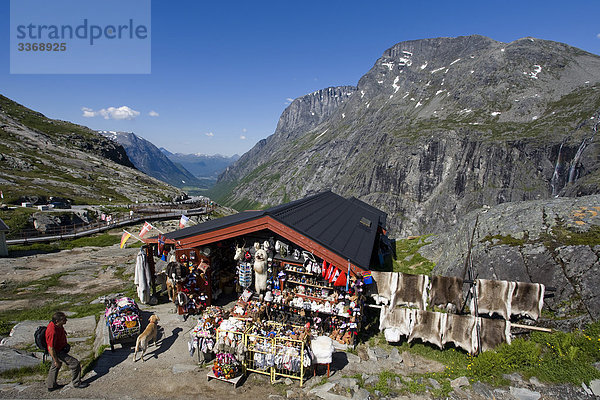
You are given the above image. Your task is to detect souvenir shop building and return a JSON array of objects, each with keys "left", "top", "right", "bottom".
[{"left": 149, "top": 190, "right": 389, "bottom": 340}]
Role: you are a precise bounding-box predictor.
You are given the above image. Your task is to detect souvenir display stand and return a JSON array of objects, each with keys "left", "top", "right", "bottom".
[
  {"left": 174, "top": 248, "right": 211, "bottom": 316},
  {"left": 273, "top": 335, "right": 309, "bottom": 386},
  {"left": 243, "top": 321, "right": 311, "bottom": 386},
  {"left": 174, "top": 235, "right": 368, "bottom": 388},
  {"left": 104, "top": 297, "right": 140, "bottom": 351},
  {"left": 267, "top": 258, "right": 364, "bottom": 346},
  {"left": 190, "top": 307, "right": 227, "bottom": 364}
]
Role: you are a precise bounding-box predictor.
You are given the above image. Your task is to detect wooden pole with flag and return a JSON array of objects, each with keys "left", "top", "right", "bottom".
[
  {"left": 120, "top": 230, "right": 144, "bottom": 249},
  {"left": 346, "top": 259, "right": 351, "bottom": 292},
  {"left": 179, "top": 214, "right": 198, "bottom": 228},
  {"left": 139, "top": 221, "right": 164, "bottom": 238}
]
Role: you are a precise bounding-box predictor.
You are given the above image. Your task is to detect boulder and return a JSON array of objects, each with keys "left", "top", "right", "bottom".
[
  {"left": 509, "top": 386, "right": 541, "bottom": 400},
  {"left": 0, "top": 347, "right": 41, "bottom": 372},
  {"left": 1, "top": 316, "right": 97, "bottom": 349},
  {"left": 450, "top": 376, "right": 469, "bottom": 389}
]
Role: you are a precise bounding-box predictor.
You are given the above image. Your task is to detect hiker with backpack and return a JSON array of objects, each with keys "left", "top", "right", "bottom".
[{"left": 45, "top": 311, "right": 88, "bottom": 391}]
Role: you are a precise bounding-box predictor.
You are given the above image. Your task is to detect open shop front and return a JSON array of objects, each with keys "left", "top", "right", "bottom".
[{"left": 145, "top": 191, "right": 391, "bottom": 385}]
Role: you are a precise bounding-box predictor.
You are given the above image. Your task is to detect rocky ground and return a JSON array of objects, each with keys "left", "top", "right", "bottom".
[{"left": 0, "top": 244, "right": 599, "bottom": 399}]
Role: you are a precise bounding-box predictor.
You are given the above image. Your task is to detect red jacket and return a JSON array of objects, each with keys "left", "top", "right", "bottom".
[{"left": 45, "top": 321, "right": 67, "bottom": 352}]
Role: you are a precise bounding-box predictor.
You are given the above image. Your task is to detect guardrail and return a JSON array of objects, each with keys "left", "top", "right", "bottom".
[{"left": 6, "top": 208, "right": 211, "bottom": 245}]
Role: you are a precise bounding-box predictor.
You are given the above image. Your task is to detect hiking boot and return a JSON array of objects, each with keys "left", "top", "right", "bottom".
[
  {"left": 47, "top": 384, "right": 64, "bottom": 392},
  {"left": 73, "top": 382, "right": 89, "bottom": 389}
]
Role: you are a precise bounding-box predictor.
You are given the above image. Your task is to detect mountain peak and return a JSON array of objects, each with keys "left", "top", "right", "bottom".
[{"left": 211, "top": 35, "right": 600, "bottom": 235}]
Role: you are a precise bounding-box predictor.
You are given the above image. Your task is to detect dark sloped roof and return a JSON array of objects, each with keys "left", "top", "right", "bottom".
[
  {"left": 165, "top": 190, "right": 386, "bottom": 269},
  {"left": 348, "top": 197, "right": 387, "bottom": 229},
  {"left": 164, "top": 210, "right": 264, "bottom": 240},
  {"left": 268, "top": 191, "right": 385, "bottom": 268},
  {"left": 0, "top": 218, "right": 8, "bottom": 232}
]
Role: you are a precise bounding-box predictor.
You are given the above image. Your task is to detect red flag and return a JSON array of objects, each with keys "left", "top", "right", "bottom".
[
  {"left": 138, "top": 221, "right": 153, "bottom": 238},
  {"left": 334, "top": 269, "right": 347, "bottom": 287},
  {"left": 326, "top": 265, "right": 336, "bottom": 281},
  {"left": 322, "top": 261, "right": 328, "bottom": 278},
  {"left": 324, "top": 263, "right": 332, "bottom": 280},
  {"left": 329, "top": 268, "right": 341, "bottom": 284}
]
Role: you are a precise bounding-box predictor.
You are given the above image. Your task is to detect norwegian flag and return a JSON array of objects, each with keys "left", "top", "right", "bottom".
[
  {"left": 329, "top": 268, "right": 341, "bottom": 284},
  {"left": 157, "top": 234, "right": 165, "bottom": 255},
  {"left": 326, "top": 265, "right": 337, "bottom": 281},
  {"left": 138, "top": 221, "right": 153, "bottom": 238},
  {"left": 179, "top": 214, "right": 189, "bottom": 229}
]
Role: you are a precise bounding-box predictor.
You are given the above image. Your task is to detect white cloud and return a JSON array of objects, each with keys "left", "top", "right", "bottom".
[
  {"left": 286, "top": 98, "right": 294, "bottom": 103},
  {"left": 597, "top": 33, "right": 600, "bottom": 39},
  {"left": 205, "top": 132, "right": 214, "bottom": 137},
  {"left": 81, "top": 107, "right": 95, "bottom": 118},
  {"left": 242, "top": 128, "right": 247, "bottom": 133},
  {"left": 148, "top": 110, "right": 159, "bottom": 117},
  {"left": 240, "top": 135, "right": 247, "bottom": 140},
  {"left": 81, "top": 106, "right": 140, "bottom": 120}
]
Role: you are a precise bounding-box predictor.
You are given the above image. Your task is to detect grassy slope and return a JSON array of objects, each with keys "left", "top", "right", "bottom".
[{"left": 0, "top": 95, "right": 177, "bottom": 204}]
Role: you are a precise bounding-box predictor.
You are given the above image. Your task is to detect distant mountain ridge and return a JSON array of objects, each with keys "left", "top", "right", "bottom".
[
  {"left": 99, "top": 131, "right": 205, "bottom": 189},
  {"left": 211, "top": 35, "right": 600, "bottom": 236},
  {"left": 159, "top": 149, "right": 238, "bottom": 181}
]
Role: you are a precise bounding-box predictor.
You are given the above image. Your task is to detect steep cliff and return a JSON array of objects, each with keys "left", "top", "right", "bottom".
[{"left": 211, "top": 35, "right": 600, "bottom": 236}]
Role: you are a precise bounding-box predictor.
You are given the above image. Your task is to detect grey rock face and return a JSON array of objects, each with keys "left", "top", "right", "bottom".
[
  {"left": 217, "top": 85, "right": 357, "bottom": 189},
  {"left": 213, "top": 35, "right": 600, "bottom": 236},
  {"left": 424, "top": 194, "right": 600, "bottom": 322},
  {"left": 450, "top": 376, "right": 469, "bottom": 389},
  {"left": 0, "top": 316, "right": 96, "bottom": 349},
  {"left": 590, "top": 379, "right": 600, "bottom": 396},
  {"left": 509, "top": 386, "right": 541, "bottom": 400},
  {"left": 0, "top": 347, "right": 41, "bottom": 372}
]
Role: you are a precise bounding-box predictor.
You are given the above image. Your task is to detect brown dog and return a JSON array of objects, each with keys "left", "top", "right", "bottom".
[{"left": 134, "top": 314, "right": 159, "bottom": 362}]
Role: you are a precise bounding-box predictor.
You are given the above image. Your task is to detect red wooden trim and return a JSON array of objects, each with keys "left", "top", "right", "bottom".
[{"left": 172, "top": 216, "right": 365, "bottom": 275}]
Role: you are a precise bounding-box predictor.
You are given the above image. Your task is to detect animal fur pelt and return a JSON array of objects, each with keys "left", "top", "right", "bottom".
[
  {"left": 478, "top": 317, "right": 511, "bottom": 352},
  {"left": 380, "top": 307, "right": 416, "bottom": 342},
  {"left": 393, "top": 273, "right": 429, "bottom": 310},
  {"left": 473, "top": 279, "right": 515, "bottom": 320},
  {"left": 511, "top": 282, "right": 545, "bottom": 321},
  {"left": 311, "top": 336, "right": 335, "bottom": 364},
  {"left": 429, "top": 275, "right": 463, "bottom": 312},
  {"left": 442, "top": 314, "right": 478, "bottom": 354},
  {"left": 408, "top": 310, "right": 447, "bottom": 349},
  {"left": 369, "top": 271, "right": 398, "bottom": 305}
]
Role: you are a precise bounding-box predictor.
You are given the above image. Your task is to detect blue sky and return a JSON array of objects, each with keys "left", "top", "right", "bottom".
[{"left": 1, "top": 0, "right": 600, "bottom": 156}]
